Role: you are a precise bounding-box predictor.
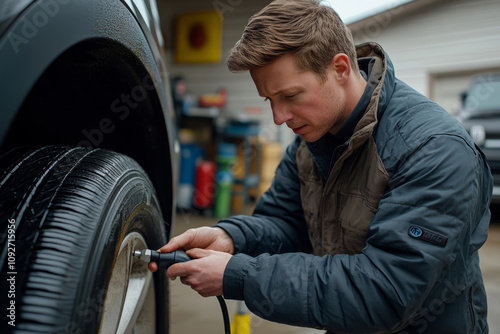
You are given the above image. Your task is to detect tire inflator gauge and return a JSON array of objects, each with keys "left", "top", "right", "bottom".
[{"left": 132, "top": 249, "right": 230, "bottom": 334}]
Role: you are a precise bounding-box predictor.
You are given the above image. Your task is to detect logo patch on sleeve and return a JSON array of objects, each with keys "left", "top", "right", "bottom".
[{"left": 408, "top": 225, "right": 448, "bottom": 247}]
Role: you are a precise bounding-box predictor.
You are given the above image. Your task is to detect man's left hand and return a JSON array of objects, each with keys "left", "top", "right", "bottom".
[{"left": 166, "top": 248, "right": 232, "bottom": 297}]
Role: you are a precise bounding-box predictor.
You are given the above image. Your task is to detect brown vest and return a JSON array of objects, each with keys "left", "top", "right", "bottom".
[{"left": 296, "top": 45, "right": 390, "bottom": 256}]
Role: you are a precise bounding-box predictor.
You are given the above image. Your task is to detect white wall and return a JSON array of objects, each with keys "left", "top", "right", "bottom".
[
  {"left": 157, "top": 0, "right": 285, "bottom": 143},
  {"left": 349, "top": 0, "right": 500, "bottom": 113}
]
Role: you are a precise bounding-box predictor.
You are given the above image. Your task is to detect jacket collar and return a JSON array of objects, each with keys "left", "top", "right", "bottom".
[
  {"left": 351, "top": 42, "right": 389, "bottom": 140},
  {"left": 304, "top": 42, "right": 393, "bottom": 181}
]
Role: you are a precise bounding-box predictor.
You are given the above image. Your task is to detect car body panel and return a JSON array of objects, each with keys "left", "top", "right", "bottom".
[
  {"left": 0, "top": 0, "right": 35, "bottom": 36},
  {"left": 457, "top": 73, "right": 500, "bottom": 203},
  {"left": 0, "top": 0, "right": 178, "bottom": 224}
]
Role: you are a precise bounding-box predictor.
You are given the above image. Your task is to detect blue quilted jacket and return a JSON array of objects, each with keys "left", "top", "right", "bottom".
[{"left": 216, "top": 43, "right": 492, "bottom": 333}]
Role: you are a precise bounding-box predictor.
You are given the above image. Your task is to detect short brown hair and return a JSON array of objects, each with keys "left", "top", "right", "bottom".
[{"left": 226, "top": 0, "right": 359, "bottom": 79}]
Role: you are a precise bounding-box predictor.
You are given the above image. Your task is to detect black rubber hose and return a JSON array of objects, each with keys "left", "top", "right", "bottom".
[
  {"left": 145, "top": 249, "right": 231, "bottom": 334},
  {"left": 217, "top": 295, "right": 231, "bottom": 334}
]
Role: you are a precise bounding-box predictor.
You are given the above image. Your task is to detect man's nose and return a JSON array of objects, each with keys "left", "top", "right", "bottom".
[{"left": 272, "top": 104, "right": 293, "bottom": 126}]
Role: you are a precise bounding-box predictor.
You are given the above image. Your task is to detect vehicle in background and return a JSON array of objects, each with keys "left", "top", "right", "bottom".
[
  {"left": 0, "top": 0, "right": 177, "bottom": 332},
  {"left": 457, "top": 72, "right": 500, "bottom": 203}
]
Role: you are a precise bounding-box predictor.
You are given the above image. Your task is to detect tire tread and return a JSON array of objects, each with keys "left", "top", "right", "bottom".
[{"left": 0, "top": 146, "right": 162, "bottom": 333}]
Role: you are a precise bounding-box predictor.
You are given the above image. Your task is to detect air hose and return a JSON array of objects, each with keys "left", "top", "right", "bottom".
[{"left": 132, "top": 249, "right": 231, "bottom": 334}]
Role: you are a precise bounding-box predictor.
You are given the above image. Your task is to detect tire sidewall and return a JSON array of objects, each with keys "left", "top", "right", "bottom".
[{"left": 63, "top": 169, "right": 168, "bottom": 334}]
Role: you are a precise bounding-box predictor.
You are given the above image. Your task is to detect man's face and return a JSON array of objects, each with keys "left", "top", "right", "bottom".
[{"left": 250, "top": 54, "right": 349, "bottom": 142}]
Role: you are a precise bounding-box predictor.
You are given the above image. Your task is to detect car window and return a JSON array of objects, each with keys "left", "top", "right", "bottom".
[{"left": 464, "top": 80, "right": 500, "bottom": 111}]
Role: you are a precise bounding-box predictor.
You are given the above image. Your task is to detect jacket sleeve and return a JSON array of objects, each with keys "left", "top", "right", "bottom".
[
  {"left": 215, "top": 135, "right": 312, "bottom": 256},
  {"left": 222, "top": 134, "right": 492, "bottom": 333}
]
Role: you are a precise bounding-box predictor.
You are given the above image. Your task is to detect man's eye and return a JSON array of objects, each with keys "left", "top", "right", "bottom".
[{"left": 286, "top": 93, "right": 298, "bottom": 100}]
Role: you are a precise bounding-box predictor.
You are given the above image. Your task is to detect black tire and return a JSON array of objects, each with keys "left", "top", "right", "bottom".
[{"left": 0, "top": 146, "right": 169, "bottom": 333}]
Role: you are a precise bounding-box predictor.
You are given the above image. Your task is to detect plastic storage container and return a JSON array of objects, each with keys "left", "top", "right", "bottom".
[
  {"left": 177, "top": 143, "right": 204, "bottom": 209},
  {"left": 193, "top": 160, "right": 216, "bottom": 209},
  {"left": 214, "top": 143, "right": 236, "bottom": 218}
]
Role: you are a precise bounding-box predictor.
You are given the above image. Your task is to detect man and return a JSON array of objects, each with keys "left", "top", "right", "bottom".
[{"left": 150, "top": 0, "right": 492, "bottom": 332}]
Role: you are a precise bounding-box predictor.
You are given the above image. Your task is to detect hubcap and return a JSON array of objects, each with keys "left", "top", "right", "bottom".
[{"left": 99, "top": 232, "right": 156, "bottom": 333}]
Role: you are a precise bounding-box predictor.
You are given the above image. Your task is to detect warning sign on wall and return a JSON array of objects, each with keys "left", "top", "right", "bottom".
[{"left": 175, "top": 10, "right": 223, "bottom": 63}]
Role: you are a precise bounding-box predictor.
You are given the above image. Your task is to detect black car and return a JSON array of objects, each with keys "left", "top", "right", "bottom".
[
  {"left": 457, "top": 72, "right": 500, "bottom": 203},
  {"left": 0, "top": 0, "right": 177, "bottom": 332}
]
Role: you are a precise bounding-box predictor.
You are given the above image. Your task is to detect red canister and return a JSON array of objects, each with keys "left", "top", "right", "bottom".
[{"left": 193, "top": 161, "right": 216, "bottom": 208}]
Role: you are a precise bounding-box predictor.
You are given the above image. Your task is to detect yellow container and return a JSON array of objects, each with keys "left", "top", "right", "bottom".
[{"left": 258, "top": 141, "right": 282, "bottom": 197}]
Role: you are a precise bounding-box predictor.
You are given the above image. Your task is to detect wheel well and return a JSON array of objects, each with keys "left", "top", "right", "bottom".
[{"left": 2, "top": 38, "right": 174, "bottom": 222}]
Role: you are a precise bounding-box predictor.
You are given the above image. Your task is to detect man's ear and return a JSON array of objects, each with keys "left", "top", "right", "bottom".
[{"left": 330, "top": 53, "right": 351, "bottom": 84}]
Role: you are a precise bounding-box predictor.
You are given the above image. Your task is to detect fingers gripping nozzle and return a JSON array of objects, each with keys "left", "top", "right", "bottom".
[
  {"left": 134, "top": 249, "right": 231, "bottom": 334},
  {"left": 132, "top": 249, "right": 191, "bottom": 269}
]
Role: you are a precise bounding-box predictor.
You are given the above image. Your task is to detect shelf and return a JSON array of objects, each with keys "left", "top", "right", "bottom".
[{"left": 184, "top": 107, "right": 220, "bottom": 118}]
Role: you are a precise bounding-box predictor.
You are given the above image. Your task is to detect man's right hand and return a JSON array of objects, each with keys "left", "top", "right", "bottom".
[
  {"left": 148, "top": 226, "right": 235, "bottom": 273},
  {"left": 161, "top": 226, "right": 235, "bottom": 254}
]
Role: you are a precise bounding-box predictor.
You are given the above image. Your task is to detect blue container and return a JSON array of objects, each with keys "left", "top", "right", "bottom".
[
  {"left": 179, "top": 144, "right": 204, "bottom": 184},
  {"left": 178, "top": 143, "right": 204, "bottom": 208},
  {"left": 217, "top": 142, "right": 237, "bottom": 159}
]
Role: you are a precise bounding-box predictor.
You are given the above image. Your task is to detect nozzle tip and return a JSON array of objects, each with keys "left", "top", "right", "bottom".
[{"left": 132, "top": 249, "right": 152, "bottom": 262}]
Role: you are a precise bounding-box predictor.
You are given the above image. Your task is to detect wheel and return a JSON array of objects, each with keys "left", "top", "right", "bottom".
[{"left": 0, "top": 146, "right": 169, "bottom": 333}]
